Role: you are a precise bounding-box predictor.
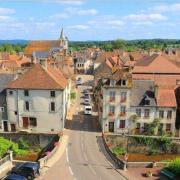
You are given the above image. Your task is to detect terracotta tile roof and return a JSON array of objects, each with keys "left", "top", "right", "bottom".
[
  {"left": 0, "top": 52, "right": 9, "bottom": 60},
  {"left": 133, "top": 54, "right": 180, "bottom": 74},
  {"left": 129, "top": 51, "right": 145, "bottom": 61},
  {"left": 156, "top": 89, "right": 177, "bottom": 107},
  {"left": 8, "top": 63, "right": 67, "bottom": 90},
  {"left": 24, "top": 40, "right": 60, "bottom": 56},
  {"left": 95, "top": 50, "right": 123, "bottom": 63}
]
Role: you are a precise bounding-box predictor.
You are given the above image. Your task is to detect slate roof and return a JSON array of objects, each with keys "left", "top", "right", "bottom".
[
  {"left": 0, "top": 73, "right": 14, "bottom": 92},
  {"left": 7, "top": 63, "right": 67, "bottom": 90},
  {"left": 131, "top": 80, "right": 156, "bottom": 107},
  {"left": 34, "top": 51, "right": 49, "bottom": 59}
]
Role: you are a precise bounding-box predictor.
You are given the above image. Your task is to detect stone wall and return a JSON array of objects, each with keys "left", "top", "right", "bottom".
[
  {"left": 0, "top": 132, "right": 56, "bottom": 148},
  {"left": 105, "top": 134, "right": 180, "bottom": 154}
]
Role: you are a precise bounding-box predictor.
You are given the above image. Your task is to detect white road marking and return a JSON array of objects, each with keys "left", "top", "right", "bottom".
[
  {"left": 83, "top": 152, "right": 88, "bottom": 161},
  {"left": 89, "top": 165, "right": 97, "bottom": 176},
  {"left": 68, "top": 166, "right": 74, "bottom": 176},
  {"left": 66, "top": 148, "right": 69, "bottom": 163}
]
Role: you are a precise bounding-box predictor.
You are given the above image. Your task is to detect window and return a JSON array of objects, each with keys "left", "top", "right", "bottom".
[
  {"left": 122, "top": 80, "right": 126, "bottom": 86},
  {"left": 136, "top": 123, "right": 140, "bottom": 130},
  {"left": 144, "top": 99, "right": 150, "bottom": 105},
  {"left": 144, "top": 109, "right": 150, "bottom": 118},
  {"left": 159, "top": 110, "right": 164, "bottom": 119},
  {"left": 166, "top": 123, "right": 171, "bottom": 132},
  {"left": 167, "top": 110, "right": 172, "bottom": 119},
  {"left": 50, "top": 102, "right": 55, "bottom": 112},
  {"left": 14, "top": 111, "right": 17, "bottom": 115},
  {"left": 0, "top": 107, "right": 4, "bottom": 112},
  {"left": 119, "top": 120, "right": 125, "bottom": 128},
  {"left": 110, "top": 80, "right": 116, "bottom": 86},
  {"left": 120, "top": 106, "right": 126, "bottom": 116},
  {"left": 24, "top": 90, "right": 29, "bottom": 96},
  {"left": 9, "top": 91, "right": 13, "bottom": 95},
  {"left": 109, "top": 91, "right": 115, "bottom": 101},
  {"left": 121, "top": 92, "right": 127, "bottom": 102},
  {"left": 109, "top": 105, "right": 115, "bottom": 116},
  {"left": 144, "top": 123, "right": 148, "bottom": 131},
  {"left": 29, "top": 117, "right": 37, "bottom": 127},
  {"left": 50, "top": 91, "right": 56, "bottom": 98},
  {"left": 136, "top": 109, "right": 141, "bottom": 117},
  {"left": 25, "top": 101, "right": 29, "bottom": 111}
]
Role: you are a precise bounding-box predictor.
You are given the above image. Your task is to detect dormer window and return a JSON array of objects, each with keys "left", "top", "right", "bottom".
[
  {"left": 50, "top": 91, "right": 56, "bottom": 98},
  {"left": 24, "top": 90, "right": 29, "bottom": 97},
  {"left": 110, "top": 80, "right": 116, "bottom": 86},
  {"left": 122, "top": 80, "right": 126, "bottom": 86},
  {"left": 144, "top": 99, "right": 150, "bottom": 105}
]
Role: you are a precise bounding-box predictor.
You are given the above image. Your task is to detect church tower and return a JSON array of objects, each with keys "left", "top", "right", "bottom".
[{"left": 59, "top": 28, "right": 68, "bottom": 51}]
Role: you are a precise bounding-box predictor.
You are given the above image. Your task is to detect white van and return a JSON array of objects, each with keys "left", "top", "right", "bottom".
[{"left": 84, "top": 105, "right": 92, "bottom": 115}]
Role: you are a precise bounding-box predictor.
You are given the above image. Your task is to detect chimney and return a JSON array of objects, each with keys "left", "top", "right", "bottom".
[
  {"left": 41, "top": 59, "right": 48, "bottom": 70},
  {"left": 154, "top": 85, "right": 158, "bottom": 99}
]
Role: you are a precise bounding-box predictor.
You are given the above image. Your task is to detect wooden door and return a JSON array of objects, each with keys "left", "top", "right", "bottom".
[
  {"left": 3, "top": 121, "right": 8, "bottom": 132},
  {"left": 11, "top": 124, "right": 16, "bottom": 132},
  {"left": 23, "top": 117, "right": 29, "bottom": 128}
]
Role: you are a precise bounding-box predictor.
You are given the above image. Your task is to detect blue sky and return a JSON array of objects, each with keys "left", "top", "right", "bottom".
[{"left": 0, "top": 0, "right": 180, "bottom": 40}]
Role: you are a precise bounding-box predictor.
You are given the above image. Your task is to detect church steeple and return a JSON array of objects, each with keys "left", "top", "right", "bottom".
[{"left": 60, "top": 28, "right": 65, "bottom": 40}]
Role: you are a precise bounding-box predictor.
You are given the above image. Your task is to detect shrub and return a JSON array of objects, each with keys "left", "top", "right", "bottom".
[
  {"left": 0, "top": 137, "right": 28, "bottom": 157},
  {"left": 70, "top": 92, "right": 76, "bottom": 100},
  {"left": 18, "top": 137, "right": 29, "bottom": 150},
  {"left": 167, "top": 158, "right": 180, "bottom": 176},
  {"left": 112, "top": 146, "right": 126, "bottom": 156}
]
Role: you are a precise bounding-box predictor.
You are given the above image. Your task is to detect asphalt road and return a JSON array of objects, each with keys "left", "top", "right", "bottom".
[{"left": 40, "top": 75, "right": 126, "bottom": 180}]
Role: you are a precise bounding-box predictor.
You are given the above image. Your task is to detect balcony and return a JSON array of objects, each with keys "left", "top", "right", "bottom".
[
  {"left": 120, "top": 98, "right": 126, "bottom": 103},
  {"left": 109, "top": 98, "right": 115, "bottom": 102},
  {"left": 119, "top": 112, "right": 126, "bottom": 117},
  {"left": 108, "top": 112, "right": 114, "bottom": 117}
]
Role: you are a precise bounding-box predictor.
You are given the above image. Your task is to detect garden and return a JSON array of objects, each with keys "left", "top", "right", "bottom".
[
  {"left": 105, "top": 134, "right": 180, "bottom": 178},
  {"left": 0, "top": 136, "right": 41, "bottom": 161},
  {"left": 106, "top": 135, "right": 180, "bottom": 162}
]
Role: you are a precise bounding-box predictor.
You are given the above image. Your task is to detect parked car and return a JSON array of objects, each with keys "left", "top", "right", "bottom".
[
  {"left": 84, "top": 105, "right": 92, "bottom": 115},
  {"left": 76, "top": 77, "right": 82, "bottom": 85},
  {"left": 4, "top": 173, "right": 27, "bottom": 180},
  {"left": 84, "top": 98, "right": 90, "bottom": 105},
  {"left": 12, "top": 162, "right": 39, "bottom": 180}
]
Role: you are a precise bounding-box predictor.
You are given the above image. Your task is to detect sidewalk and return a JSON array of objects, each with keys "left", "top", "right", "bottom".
[{"left": 40, "top": 135, "right": 69, "bottom": 175}]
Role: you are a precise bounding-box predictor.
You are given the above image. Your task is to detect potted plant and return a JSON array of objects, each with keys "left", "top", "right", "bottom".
[{"left": 145, "top": 171, "right": 153, "bottom": 177}]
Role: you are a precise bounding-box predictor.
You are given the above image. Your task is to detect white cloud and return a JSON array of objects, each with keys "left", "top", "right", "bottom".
[
  {"left": 77, "top": 9, "right": 98, "bottom": 15},
  {"left": 68, "top": 24, "right": 89, "bottom": 30},
  {"left": 65, "top": 7, "right": 98, "bottom": 15},
  {"left": 123, "top": 13, "right": 167, "bottom": 22},
  {"left": 153, "top": 3, "right": 180, "bottom": 13},
  {"left": 0, "top": 15, "right": 14, "bottom": 22},
  {"left": 55, "top": 0, "right": 85, "bottom": 5},
  {"left": 0, "top": 7, "right": 15, "bottom": 14}
]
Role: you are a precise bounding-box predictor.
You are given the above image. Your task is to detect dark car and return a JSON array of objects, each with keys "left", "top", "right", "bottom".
[
  {"left": 12, "top": 162, "right": 39, "bottom": 180},
  {"left": 21, "top": 163, "right": 40, "bottom": 177},
  {"left": 5, "top": 173, "right": 27, "bottom": 180}
]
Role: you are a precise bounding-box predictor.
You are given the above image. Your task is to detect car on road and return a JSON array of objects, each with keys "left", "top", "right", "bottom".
[
  {"left": 84, "top": 98, "right": 90, "bottom": 105},
  {"left": 84, "top": 105, "right": 92, "bottom": 115},
  {"left": 4, "top": 173, "right": 27, "bottom": 180},
  {"left": 12, "top": 162, "right": 39, "bottom": 180},
  {"left": 76, "top": 77, "right": 82, "bottom": 85}
]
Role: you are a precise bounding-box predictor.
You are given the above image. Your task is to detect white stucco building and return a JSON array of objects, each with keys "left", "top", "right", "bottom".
[{"left": 6, "top": 63, "right": 69, "bottom": 133}]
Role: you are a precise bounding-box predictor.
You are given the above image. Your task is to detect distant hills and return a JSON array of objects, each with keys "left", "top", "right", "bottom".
[{"left": 0, "top": 40, "right": 29, "bottom": 45}]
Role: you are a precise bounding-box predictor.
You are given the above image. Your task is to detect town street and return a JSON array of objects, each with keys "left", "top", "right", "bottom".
[{"left": 40, "top": 75, "right": 126, "bottom": 180}]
